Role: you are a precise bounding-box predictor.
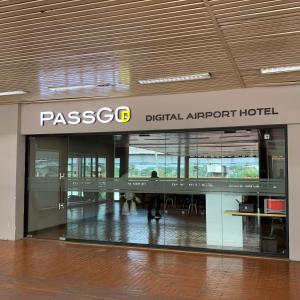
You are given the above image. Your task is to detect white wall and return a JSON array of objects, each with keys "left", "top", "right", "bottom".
[
  {"left": 0, "top": 104, "right": 24, "bottom": 240},
  {"left": 288, "top": 124, "right": 300, "bottom": 261}
]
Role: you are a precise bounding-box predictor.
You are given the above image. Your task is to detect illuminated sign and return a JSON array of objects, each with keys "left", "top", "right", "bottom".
[{"left": 40, "top": 106, "right": 131, "bottom": 126}]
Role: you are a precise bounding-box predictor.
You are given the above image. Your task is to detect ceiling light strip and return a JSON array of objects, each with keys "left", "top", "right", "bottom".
[
  {"left": 260, "top": 65, "right": 300, "bottom": 74},
  {"left": 138, "top": 73, "right": 211, "bottom": 84},
  {"left": 48, "top": 84, "right": 97, "bottom": 92},
  {"left": 48, "top": 83, "right": 114, "bottom": 92},
  {"left": 0, "top": 90, "right": 26, "bottom": 96}
]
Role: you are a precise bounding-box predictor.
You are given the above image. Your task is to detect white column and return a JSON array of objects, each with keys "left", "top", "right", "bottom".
[
  {"left": 0, "top": 104, "right": 25, "bottom": 240},
  {"left": 288, "top": 124, "right": 300, "bottom": 261},
  {"left": 206, "top": 193, "right": 243, "bottom": 247}
]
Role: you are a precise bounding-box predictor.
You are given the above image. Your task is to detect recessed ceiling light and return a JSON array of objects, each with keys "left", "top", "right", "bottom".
[
  {"left": 48, "top": 84, "right": 97, "bottom": 92},
  {"left": 48, "top": 83, "right": 113, "bottom": 92},
  {"left": 138, "top": 73, "right": 211, "bottom": 85},
  {"left": 0, "top": 90, "right": 27, "bottom": 96},
  {"left": 260, "top": 65, "right": 300, "bottom": 74}
]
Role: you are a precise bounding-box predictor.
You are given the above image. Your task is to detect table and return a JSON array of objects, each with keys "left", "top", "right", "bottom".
[{"left": 224, "top": 210, "right": 286, "bottom": 218}]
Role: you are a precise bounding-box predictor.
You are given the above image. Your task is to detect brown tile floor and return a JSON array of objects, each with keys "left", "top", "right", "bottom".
[{"left": 0, "top": 239, "right": 299, "bottom": 300}]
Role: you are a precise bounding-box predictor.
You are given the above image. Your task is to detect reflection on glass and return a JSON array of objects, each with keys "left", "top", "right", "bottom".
[
  {"left": 27, "top": 136, "right": 67, "bottom": 240},
  {"left": 189, "top": 157, "right": 259, "bottom": 178},
  {"left": 128, "top": 147, "right": 178, "bottom": 178},
  {"left": 27, "top": 127, "right": 288, "bottom": 256},
  {"left": 35, "top": 151, "right": 59, "bottom": 177}
]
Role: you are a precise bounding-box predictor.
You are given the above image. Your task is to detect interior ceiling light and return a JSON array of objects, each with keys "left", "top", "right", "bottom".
[
  {"left": 0, "top": 90, "right": 27, "bottom": 96},
  {"left": 48, "top": 83, "right": 113, "bottom": 92},
  {"left": 260, "top": 65, "right": 300, "bottom": 74},
  {"left": 138, "top": 73, "right": 211, "bottom": 85}
]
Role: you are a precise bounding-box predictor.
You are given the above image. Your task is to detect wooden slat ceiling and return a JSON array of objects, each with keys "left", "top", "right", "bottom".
[{"left": 0, "top": 0, "right": 300, "bottom": 103}]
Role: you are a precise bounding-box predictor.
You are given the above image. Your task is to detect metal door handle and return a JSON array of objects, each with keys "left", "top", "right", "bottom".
[
  {"left": 59, "top": 172, "right": 65, "bottom": 180},
  {"left": 58, "top": 172, "right": 66, "bottom": 210},
  {"left": 58, "top": 202, "right": 65, "bottom": 210}
]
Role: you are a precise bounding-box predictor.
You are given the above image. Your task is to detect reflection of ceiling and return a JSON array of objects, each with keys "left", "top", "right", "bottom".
[
  {"left": 128, "top": 129, "right": 259, "bottom": 157},
  {"left": 1, "top": 1, "right": 300, "bottom": 103}
]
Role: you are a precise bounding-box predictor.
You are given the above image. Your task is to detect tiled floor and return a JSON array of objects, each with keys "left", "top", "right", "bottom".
[
  {"left": 0, "top": 239, "right": 299, "bottom": 300},
  {"left": 30, "top": 203, "right": 277, "bottom": 254}
]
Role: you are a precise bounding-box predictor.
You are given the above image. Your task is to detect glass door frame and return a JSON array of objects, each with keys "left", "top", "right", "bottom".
[
  {"left": 24, "top": 135, "right": 68, "bottom": 240},
  {"left": 24, "top": 125, "right": 289, "bottom": 258}
]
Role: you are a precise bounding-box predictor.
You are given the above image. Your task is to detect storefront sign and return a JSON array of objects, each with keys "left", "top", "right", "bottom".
[
  {"left": 22, "top": 86, "right": 300, "bottom": 134},
  {"left": 40, "top": 106, "right": 131, "bottom": 126},
  {"left": 145, "top": 107, "right": 279, "bottom": 122}
]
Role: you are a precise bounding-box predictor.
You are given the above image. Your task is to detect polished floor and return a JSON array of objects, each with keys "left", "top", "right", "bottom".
[
  {"left": 30, "top": 202, "right": 278, "bottom": 254},
  {"left": 0, "top": 239, "right": 299, "bottom": 300}
]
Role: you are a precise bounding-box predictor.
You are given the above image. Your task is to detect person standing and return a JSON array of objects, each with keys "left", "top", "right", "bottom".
[{"left": 147, "top": 170, "right": 162, "bottom": 220}]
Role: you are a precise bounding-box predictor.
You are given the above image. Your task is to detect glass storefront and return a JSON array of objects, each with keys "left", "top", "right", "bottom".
[{"left": 26, "top": 126, "right": 288, "bottom": 256}]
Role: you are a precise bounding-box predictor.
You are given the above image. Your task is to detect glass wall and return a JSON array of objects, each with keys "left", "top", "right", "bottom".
[{"left": 26, "top": 126, "right": 288, "bottom": 256}]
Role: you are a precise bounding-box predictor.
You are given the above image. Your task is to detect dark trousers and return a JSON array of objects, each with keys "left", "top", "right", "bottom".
[{"left": 147, "top": 194, "right": 161, "bottom": 215}]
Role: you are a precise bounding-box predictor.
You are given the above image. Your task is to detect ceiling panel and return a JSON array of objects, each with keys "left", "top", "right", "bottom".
[
  {"left": 0, "top": 0, "right": 299, "bottom": 103},
  {"left": 210, "top": 0, "right": 300, "bottom": 88}
]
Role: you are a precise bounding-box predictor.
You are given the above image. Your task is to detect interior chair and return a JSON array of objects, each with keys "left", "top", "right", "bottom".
[
  {"left": 188, "top": 198, "right": 197, "bottom": 215},
  {"left": 181, "top": 195, "right": 197, "bottom": 215},
  {"left": 164, "top": 195, "right": 175, "bottom": 209},
  {"left": 269, "top": 217, "right": 285, "bottom": 237}
]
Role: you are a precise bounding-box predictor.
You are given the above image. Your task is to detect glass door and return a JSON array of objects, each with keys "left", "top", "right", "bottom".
[
  {"left": 26, "top": 136, "right": 68, "bottom": 240},
  {"left": 66, "top": 135, "right": 112, "bottom": 242}
]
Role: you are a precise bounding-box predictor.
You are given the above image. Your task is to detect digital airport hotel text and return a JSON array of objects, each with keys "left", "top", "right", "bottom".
[{"left": 145, "top": 107, "right": 279, "bottom": 122}]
